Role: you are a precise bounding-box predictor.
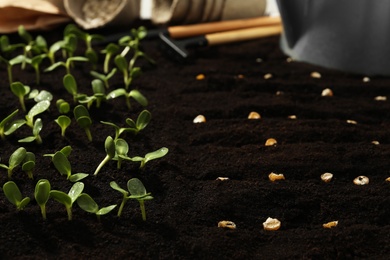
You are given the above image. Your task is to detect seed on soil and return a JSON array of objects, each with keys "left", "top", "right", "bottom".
[
  {"left": 321, "top": 88, "right": 333, "bottom": 96},
  {"left": 263, "top": 217, "right": 281, "bottom": 231},
  {"left": 323, "top": 220, "right": 338, "bottom": 229},
  {"left": 321, "top": 172, "right": 333, "bottom": 183},
  {"left": 265, "top": 138, "right": 277, "bottom": 146},
  {"left": 196, "top": 74, "right": 205, "bottom": 80},
  {"left": 353, "top": 176, "right": 369, "bottom": 185},
  {"left": 311, "top": 71, "right": 321, "bottom": 78},
  {"left": 268, "top": 172, "right": 285, "bottom": 182},
  {"left": 385, "top": 177, "right": 390, "bottom": 182},
  {"left": 288, "top": 115, "right": 297, "bottom": 119},
  {"left": 346, "top": 120, "right": 357, "bottom": 125},
  {"left": 374, "top": 96, "right": 387, "bottom": 101},
  {"left": 286, "top": 57, "right": 293, "bottom": 62},
  {"left": 371, "top": 140, "right": 380, "bottom": 145},
  {"left": 264, "top": 73, "right": 273, "bottom": 79},
  {"left": 256, "top": 58, "right": 263, "bottom": 63},
  {"left": 248, "top": 111, "right": 261, "bottom": 119},
  {"left": 216, "top": 177, "right": 229, "bottom": 181},
  {"left": 218, "top": 220, "right": 236, "bottom": 229},
  {"left": 275, "top": 91, "right": 284, "bottom": 96},
  {"left": 362, "top": 77, "right": 370, "bottom": 82},
  {"left": 193, "top": 115, "right": 206, "bottom": 123}
]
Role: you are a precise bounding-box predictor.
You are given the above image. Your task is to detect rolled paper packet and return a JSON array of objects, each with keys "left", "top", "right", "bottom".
[
  {"left": 0, "top": 0, "right": 70, "bottom": 33},
  {"left": 151, "top": 0, "right": 267, "bottom": 25},
  {"left": 64, "top": 0, "right": 140, "bottom": 30}
]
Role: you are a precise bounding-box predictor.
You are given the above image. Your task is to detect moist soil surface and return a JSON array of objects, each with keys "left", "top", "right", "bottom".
[{"left": 1, "top": 23, "right": 390, "bottom": 260}]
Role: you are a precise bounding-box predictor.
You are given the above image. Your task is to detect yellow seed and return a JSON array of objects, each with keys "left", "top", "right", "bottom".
[
  {"left": 248, "top": 111, "right": 261, "bottom": 119},
  {"left": 268, "top": 172, "right": 285, "bottom": 182},
  {"left": 385, "top": 177, "right": 390, "bottom": 182},
  {"left": 372, "top": 140, "right": 380, "bottom": 145},
  {"left": 321, "top": 88, "right": 333, "bottom": 96},
  {"left": 323, "top": 220, "right": 338, "bottom": 229},
  {"left": 288, "top": 115, "right": 297, "bottom": 119},
  {"left": 196, "top": 74, "right": 205, "bottom": 80},
  {"left": 353, "top": 176, "right": 369, "bottom": 185},
  {"left": 263, "top": 217, "right": 281, "bottom": 231},
  {"left": 286, "top": 57, "right": 293, "bottom": 63},
  {"left": 346, "top": 120, "right": 357, "bottom": 125},
  {"left": 362, "top": 77, "right": 370, "bottom": 82},
  {"left": 218, "top": 220, "right": 236, "bottom": 229},
  {"left": 275, "top": 91, "right": 284, "bottom": 96},
  {"left": 374, "top": 96, "right": 387, "bottom": 101},
  {"left": 193, "top": 115, "right": 206, "bottom": 123},
  {"left": 321, "top": 172, "right": 333, "bottom": 183},
  {"left": 264, "top": 73, "right": 273, "bottom": 79},
  {"left": 265, "top": 138, "right": 277, "bottom": 146},
  {"left": 237, "top": 74, "right": 245, "bottom": 79},
  {"left": 215, "top": 177, "right": 229, "bottom": 181},
  {"left": 311, "top": 71, "right": 321, "bottom": 78}
]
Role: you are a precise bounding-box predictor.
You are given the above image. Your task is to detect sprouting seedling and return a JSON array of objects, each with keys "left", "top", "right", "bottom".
[
  {"left": 27, "top": 54, "right": 46, "bottom": 84},
  {"left": 19, "top": 118, "right": 43, "bottom": 144},
  {"left": 90, "top": 68, "right": 117, "bottom": 89},
  {"left": 121, "top": 147, "right": 169, "bottom": 169},
  {"left": 110, "top": 181, "right": 130, "bottom": 217},
  {"left": 44, "top": 56, "right": 89, "bottom": 75},
  {"left": 101, "top": 43, "right": 120, "bottom": 73},
  {"left": 0, "top": 147, "right": 27, "bottom": 179},
  {"left": 56, "top": 99, "right": 70, "bottom": 114},
  {"left": 44, "top": 40, "right": 63, "bottom": 64},
  {"left": 114, "top": 55, "right": 142, "bottom": 90},
  {"left": 63, "top": 74, "right": 79, "bottom": 103},
  {"left": 73, "top": 105, "right": 93, "bottom": 142},
  {"left": 55, "top": 115, "right": 71, "bottom": 137},
  {"left": 3, "top": 181, "right": 30, "bottom": 211},
  {"left": 0, "top": 35, "right": 24, "bottom": 55},
  {"left": 29, "top": 89, "right": 53, "bottom": 103},
  {"left": 0, "top": 109, "right": 25, "bottom": 140},
  {"left": 50, "top": 182, "right": 84, "bottom": 220},
  {"left": 52, "top": 151, "right": 89, "bottom": 182},
  {"left": 112, "top": 138, "right": 129, "bottom": 169},
  {"left": 127, "top": 178, "right": 153, "bottom": 221},
  {"left": 106, "top": 88, "right": 148, "bottom": 110},
  {"left": 22, "top": 151, "right": 35, "bottom": 179},
  {"left": 0, "top": 54, "right": 26, "bottom": 84},
  {"left": 76, "top": 193, "right": 117, "bottom": 221},
  {"left": 43, "top": 145, "right": 72, "bottom": 158},
  {"left": 25, "top": 100, "right": 50, "bottom": 128},
  {"left": 61, "top": 33, "right": 78, "bottom": 59},
  {"left": 93, "top": 136, "right": 115, "bottom": 176},
  {"left": 10, "top": 82, "right": 30, "bottom": 112},
  {"left": 34, "top": 179, "right": 51, "bottom": 220},
  {"left": 78, "top": 79, "right": 106, "bottom": 108}
]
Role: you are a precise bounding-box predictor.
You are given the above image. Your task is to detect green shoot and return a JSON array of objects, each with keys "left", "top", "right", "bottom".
[
  {"left": 0, "top": 54, "right": 25, "bottom": 84},
  {"left": 22, "top": 151, "right": 36, "bottom": 179},
  {"left": 63, "top": 74, "right": 79, "bottom": 102},
  {"left": 43, "top": 145, "right": 72, "bottom": 158},
  {"left": 0, "top": 35, "right": 24, "bottom": 55},
  {"left": 0, "top": 109, "right": 25, "bottom": 140},
  {"left": 127, "top": 178, "right": 153, "bottom": 221},
  {"left": 73, "top": 105, "right": 93, "bottom": 141},
  {"left": 93, "top": 136, "right": 115, "bottom": 176},
  {"left": 19, "top": 118, "right": 43, "bottom": 144},
  {"left": 56, "top": 99, "right": 70, "bottom": 114},
  {"left": 112, "top": 138, "right": 129, "bottom": 169},
  {"left": 25, "top": 100, "right": 50, "bottom": 128},
  {"left": 29, "top": 89, "right": 53, "bottom": 103},
  {"left": 90, "top": 68, "right": 117, "bottom": 89},
  {"left": 106, "top": 88, "right": 148, "bottom": 110},
  {"left": 0, "top": 147, "right": 27, "bottom": 179},
  {"left": 50, "top": 182, "right": 84, "bottom": 220},
  {"left": 110, "top": 181, "right": 130, "bottom": 217},
  {"left": 10, "top": 82, "right": 30, "bottom": 112},
  {"left": 55, "top": 115, "right": 71, "bottom": 137},
  {"left": 3, "top": 181, "right": 30, "bottom": 210},
  {"left": 125, "top": 109, "right": 151, "bottom": 134},
  {"left": 121, "top": 147, "right": 169, "bottom": 169},
  {"left": 45, "top": 56, "right": 89, "bottom": 75},
  {"left": 52, "top": 151, "right": 89, "bottom": 182},
  {"left": 76, "top": 193, "right": 117, "bottom": 221},
  {"left": 101, "top": 43, "right": 120, "bottom": 73},
  {"left": 114, "top": 55, "right": 130, "bottom": 88},
  {"left": 34, "top": 179, "right": 51, "bottom": 220},
  {"left": 28, "top": 54, "right": 46, "bottom": 84},
  {"left": 78, "top": 79, "right": 106, "bottom": 108}
]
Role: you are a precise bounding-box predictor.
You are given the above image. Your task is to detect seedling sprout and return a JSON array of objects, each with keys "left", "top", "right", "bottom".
[
  {"left": 93, "top": 136, "right": 115, "bottom": 175},
  {"left": 55, "top": 115, "right": 71, "bottom": 137},
  {"left": 22, "top": 151, "right": 36, "bottom": 179},
  {"left": 127, "top": 178, "right": 153, "bottom": 221},
  {"left": 101, "top": 43, "right": 120, "bottom": 73},
  {"left": 56, "top": 99, "right": 70, "bottom": 114},
  {"left": 0, "top": 54, "right": 25, "bottom": 84},
  {"left": 78, "top": 79, "right": 106, "bottom": 108},
  {"left": 73, "top": 105, "right": 93, "bottom": 141},
  {"left": 25, "top": 100, "right": 50, "bottom": 128},
  {"left": 0, "top": 109, "right": 25, "bottom": 140},
  {"left": 10, "top": 82, "right": 30, "bottom": 112},
  {"left": 0, "top": 147, "right": 27, "bottom": 179},
  {"left": 52, "top": 151, "right": 89, "bottom": 182},
  {"left": 19, "top": 117, "right": 43, "bottom": 144},
  {"left": 76, "top": 193, "right": 117, "bottom": 221},
  {"left": 120, "top": 147, "right": 169, "bottom": 169},
  {"left": 3, "top": 181, "right": 31, "bottom": 210},
  {"left": 90, "top": 68, "right": 117, "bottom": 89},
  {"left": 50, "top": 182, "right": 84, "bottom": 220},
  {"left": 34, "top": 179, "right": 51, "bottom": 220},
  {"left": 107, "top": 88, "right": 148, "bottom": 110}
]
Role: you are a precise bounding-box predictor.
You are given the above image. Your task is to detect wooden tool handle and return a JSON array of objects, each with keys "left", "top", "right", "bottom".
[
  {"left": 168, "top": 16, "right": 281, "bottom": 39},
  {"left": 205, "top": 25, "right": 282, "bottom": 46}
]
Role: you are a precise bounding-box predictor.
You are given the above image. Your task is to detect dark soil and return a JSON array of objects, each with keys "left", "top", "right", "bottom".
[{"left": 1, "top": 22, "right": 390, "bottom": 260}]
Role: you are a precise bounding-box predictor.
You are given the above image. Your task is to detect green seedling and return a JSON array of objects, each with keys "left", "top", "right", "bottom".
[
  {"left": 121, "top": 147, "right": 169, "bottom": 169},
  {"left": 22, "top": 151, "right": 36, "bottom": 179},
  {"left": 0, "top": 54, "right": 26, "bottom": 84},
  {"left": 76, "top": 193, "right": 117, "bottom": 221},
  {"left": 43, "top": 145, "right": 72, "bottom": 158},
  {"left": 114, "top": 55, "right": 142, "bottom": 89},
  {"left": 73, "top": 105, "right": 93, "bottom": 141},
  {"left": 44, "top": 40, "right": 63, "bottom": 64},
  {"left": 61, "top": 33, "right": 78, "bottom": 59},
  {"left": 110, "top": 181, "right": 130, "bottom": 217},
  {"left": 3, "top": 181, "right": 30, "bottom": 210},
  {"left": 55, "top": 115, "right": 71, "bottom": 137},
  {"left": 101, "top": 43, "right": 120, "bottom": 73},
  {"left": 63, "top": 74, "right": 79, "bottom": 102},
  {"left": 52, "top": 151, "right": 89, "bottom": 182},
  {"left": 19, "top": 118, "right": 43, "bottom": 144},
  {"left": 0, "top": 109, "right": 25, "bottom": 140},
  {"left": 45, "top": 56, "right": 89, "bottom": 75},
  {"left": 10, "top": 82, "right": 30, "bottom": 112},
  {"left": 0, "top": 147, "right": 27, "bottom": 179},
  {"left": 34, "top": 179, "right": 51, "bottom": 220},
  {"left": 128, "top": 178, "right": 153, "bottom": 221},
  {"left": 29, "top": 89, "right": 53, "bottom": 103},
  {"left": 78, "top": 79, "right": 106, "bottom": 108},
  {"left": 56, "top": 99, "right": 70, "bottom": 114},
  {"left": 90, "top": 68, "right": 117, "bottom": 89},
  {"left": 0, "top": 35, "right": 24, "bottom": 55},
  {"left": 50, "top": 182, "right": 84, "bottom": 220},
  {"left": 93, "top": 136, "right": 115, "bottom": 175},
  {"left": 106, "top": 88, "right": 148, "bottom": 110},
  {"left": 25, "top": 100, "right": 50, "bottom": 128},
  {"left": 112, "top": 138, "right": 129, "bottom": 169},
  {"left": 27, "top": 54, "right": 46, "bottom": 84}
]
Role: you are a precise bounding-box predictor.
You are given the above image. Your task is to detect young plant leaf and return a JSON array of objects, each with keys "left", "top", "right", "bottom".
[
  {"left": 34, "top": 179, "right": 51, "bottom": 220},
  {"left": 22, "top": 151, "right": 35, "bottom": 179},
  {"left": 10, "top": 82, "right": 30, "bottom": 112},
  {"left": 73, "top": 105, "right": 93, "bottom": 141},
  {"left": 56, "top": 99, "right": 70, "bottom": 114},
  {"left": 25, "top": 100, "right": 50, "bottom": 128},
  {"left": 55, "top": 115, "right": 71, "bottom": 137},
  {"left": 3, "top": 181, "right": 31, "bottom": 210},
  {"left": 50, "top": 182, "right": 84, "bottom": 220},
  {"left": 93, "top": 136, "right": 115, "bottom": 175},
  {"left": 0, "top": 147, "right": 27, "bottom": 179},
  {"left": 127, "top": 178, "right": 153, "bottom": 221}
]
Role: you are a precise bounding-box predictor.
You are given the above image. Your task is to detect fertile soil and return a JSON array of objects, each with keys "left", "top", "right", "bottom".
[{"left": 1, "top": 22, "right": 390, "bottom": 260}]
